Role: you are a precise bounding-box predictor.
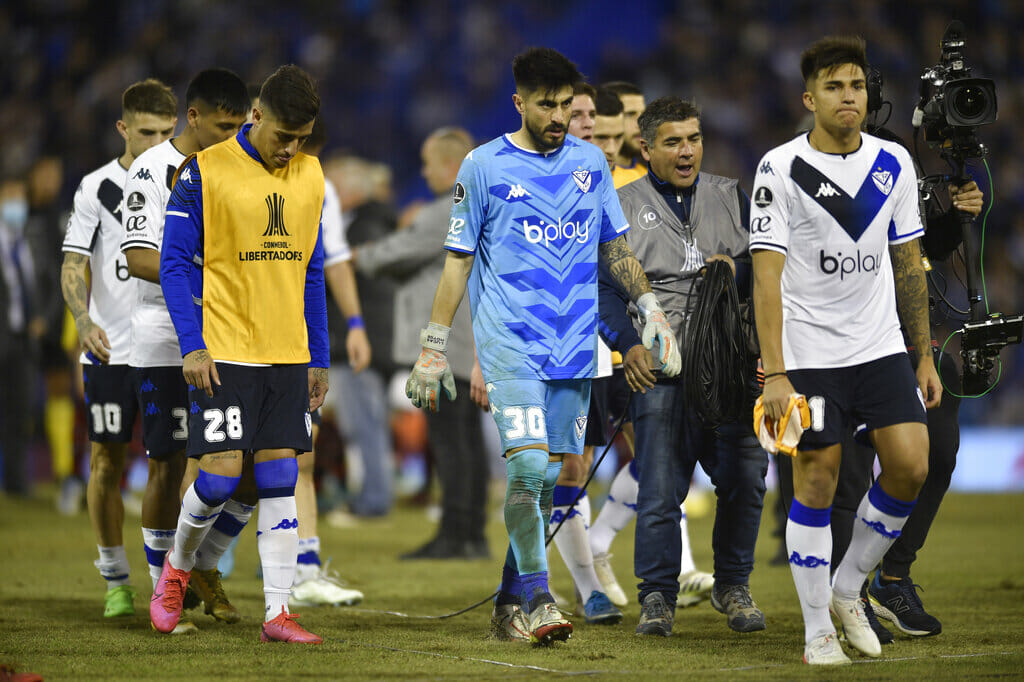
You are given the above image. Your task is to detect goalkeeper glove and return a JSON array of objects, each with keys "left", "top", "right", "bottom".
[
  {"left": 753, "top": 393, "right": 811, "bottom": 457},
  {"left": 406, "top": 322, "right": 457, "bottom": 411},
  {"left": 638, "top": 293, "right": 681, "bottom": 376}
]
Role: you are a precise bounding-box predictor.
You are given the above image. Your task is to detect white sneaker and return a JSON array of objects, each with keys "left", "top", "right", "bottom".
[
  {"left": 830, "top": 593, "right": 881, "bottom": 657},
  {"left": 490, "top": 604, "right": 530, "bottom": 642},
  {"left": 289, "top": 560, "right": 364, "bottom": 607},
  {"left": 528, "top": 602, "right": 572, "bottom": 646},
  {"left": 593, "top": 553, "right": 628, "bottom": 607},
  {"left": 803, "top": 632, "right": 851, "bottom": 665},
  {"left": 678, "top": 570, "right": 714, "bottom": 607}
]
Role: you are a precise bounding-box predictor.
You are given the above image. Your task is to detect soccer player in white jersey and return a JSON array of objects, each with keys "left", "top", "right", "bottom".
[
  {"left": 61, "top": 79, "right": 177, "bottom": 618},
  {"left": 405, "top": 47, "right": 681, "bottom": 645},
  {"left": 121, "top": 69, "right": 251, "bottom": 631},
  {"left": 750, "top": 36, "right": 940, "bottom": 665}
]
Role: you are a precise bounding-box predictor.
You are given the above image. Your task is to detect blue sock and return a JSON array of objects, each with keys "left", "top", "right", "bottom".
[
  {"left": 496, "top": 545, "right": 523, "bottom": 606},
  {"left": 254, "top": 458, "right": 298, "bottom": 499},
  {"left": 521, "top": 571, "right": 551, "bottom": 612}
]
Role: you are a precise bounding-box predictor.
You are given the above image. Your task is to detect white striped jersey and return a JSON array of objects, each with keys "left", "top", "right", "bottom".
[
  {"left": 120, "top": 139, "right": 187, "bottom": 367},
  {"left": 749, "top": 133, "right": 923, "bottom": 369},
  {"left": 63, "top": 158, "right": 136, "bottom": 365}
]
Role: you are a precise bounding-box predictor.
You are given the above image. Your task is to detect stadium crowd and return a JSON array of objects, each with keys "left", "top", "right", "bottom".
[{"left": 0, "top": 0, "right": 1020, "bottom": 664}]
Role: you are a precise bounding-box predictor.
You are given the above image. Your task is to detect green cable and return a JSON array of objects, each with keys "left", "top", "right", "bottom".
[
  {"left": 939, "top": 327, "right": 1002, "bottom": 398},
  {"left": 979, "top": 159, "right": 994, "bottom": 314}
]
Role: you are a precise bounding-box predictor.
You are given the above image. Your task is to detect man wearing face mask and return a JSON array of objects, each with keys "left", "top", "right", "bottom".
[{"left": 0, "top": 176, "right": 41, "bottom": 497}]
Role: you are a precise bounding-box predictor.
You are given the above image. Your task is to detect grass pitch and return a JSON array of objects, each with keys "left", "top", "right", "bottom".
[{"left": 1, "top": 485, "right": 1022, "bottom": 680}]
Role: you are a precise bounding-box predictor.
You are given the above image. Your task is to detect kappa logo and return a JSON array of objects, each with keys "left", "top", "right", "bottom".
[
  {"left": 572, "top": 169, "right": 592, "bottom": 193},
  {"left": 305, "top": 412, "right": 312, "bottom": 438},
  {"left": 574, "top": 415, "right": 588, "bottom": 440},
  {"left": 871, "top": 168, "right": 894, "bottom": 195},
  {"left": 262, "top": 192, "right": 290, "bottom": 237},
  {"left": 505, "top": 184, "right": 531, "bottom": 200},
  {"left": 179, "top": 167, "right": 193, "bottom": 184},
  {"left": 861, "top": 517, "right": 902, "bottom": 539},
  {"left": 133, "top": 168, "right": 154, "bottom": 182},
  {"left": 815, "top": 182, "right": 840, "bottom": 198},
  {"left": 788, "top": 551, "right": 829, "bottom": 568},
  {"left": 485, "top": 383, "right": 498, "bottom": 415},
  {"left": 759, "top": 160, "right": 775, "bottom": 176}
]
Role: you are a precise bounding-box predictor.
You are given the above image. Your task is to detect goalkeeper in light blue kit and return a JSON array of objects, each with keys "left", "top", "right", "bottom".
[{"left": 406, "top": 47, "right": 681, "bottom": 646}]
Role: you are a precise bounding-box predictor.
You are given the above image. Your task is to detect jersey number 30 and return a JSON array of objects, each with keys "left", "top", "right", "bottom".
[{"left": 503, "top": 406, "right": 546, "bottom": 440}]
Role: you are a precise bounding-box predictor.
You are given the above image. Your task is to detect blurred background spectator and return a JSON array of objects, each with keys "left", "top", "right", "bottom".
[{"left": 1, "top": 0, "right": 1020, "bottom": 498}]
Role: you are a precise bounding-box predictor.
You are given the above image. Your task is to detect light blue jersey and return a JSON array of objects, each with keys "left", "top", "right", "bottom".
[{"left": 444, "top": 133, "right": 629, "bottom": 381}]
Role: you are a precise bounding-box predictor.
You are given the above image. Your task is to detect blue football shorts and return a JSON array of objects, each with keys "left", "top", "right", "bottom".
[{"left": 486, "top": 377, "right": 591, "bottom": 456}]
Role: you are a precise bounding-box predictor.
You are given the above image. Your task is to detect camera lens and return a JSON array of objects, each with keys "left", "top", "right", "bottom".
[{"left": 954, "top": 86, "right": 987, "bottom": 119}]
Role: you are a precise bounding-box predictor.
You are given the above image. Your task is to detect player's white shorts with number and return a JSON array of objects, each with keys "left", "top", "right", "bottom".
[{"left": 486, "top": 378, "right": 590, "bottom": 456}]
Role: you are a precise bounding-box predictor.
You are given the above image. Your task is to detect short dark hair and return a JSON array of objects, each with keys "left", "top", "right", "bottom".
[
  {"left": 122, "top": 78, "right": 177, "bottom": 119},
  {"left": 573, "top": 82, "right": 596, "bottom": 101},
  {"left": 512, "top": 47, "right": 583, "bottom": 95},
  {"left": 595, "top": 88, "right": 624, "bottom": 117},
  {"left": 304, "top": 116, "right": 327, "bottom": 152},
  {"left": 637, "top": 96, "right": 700, "bottom": 144},
  {"left": 800, "top": 35, "right": 869, "bottom": 85},
  {"left": 258, "top": 65, "right": 320, "bottom": 128},
  {"left": 186, "top": 68, "right": 249, "bottom": 116},
  {"left": 601, "top": 81, "right": 643, "bottom": 98},
  {"left": 247, "top": 83, "right": 262, "bottom": 105}
]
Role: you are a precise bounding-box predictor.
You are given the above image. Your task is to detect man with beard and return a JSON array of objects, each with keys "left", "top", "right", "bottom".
[{"left": 405, "top": 47, "right": 680, "bottom": 645}]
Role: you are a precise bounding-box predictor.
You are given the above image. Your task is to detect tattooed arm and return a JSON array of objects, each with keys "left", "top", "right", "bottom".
[
  {"left": 60, "top": 252, "right": 111, "bottom": 363},
  {"left": 890, "top": 239, "right": 942, "bottom": 407},
  {"left": 598, "top": 235, "right": 652, "bottom": 303},
  {"left": 598, "top": 235, "right": 681, "bottom": 376}
]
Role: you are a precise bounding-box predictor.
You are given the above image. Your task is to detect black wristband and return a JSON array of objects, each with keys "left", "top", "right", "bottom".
[{"left": 763, "top": 371, "right": 787, "bottom": 380}]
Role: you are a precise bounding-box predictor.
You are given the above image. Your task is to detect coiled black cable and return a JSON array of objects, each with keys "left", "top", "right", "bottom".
[{"left": 680, "top": 259, "right": 749, "bottom": 426}]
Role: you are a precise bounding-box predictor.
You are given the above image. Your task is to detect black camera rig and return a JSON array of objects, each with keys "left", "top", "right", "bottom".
[{"left": 913, "top": 21, "right": 1017, "bottom": 395}]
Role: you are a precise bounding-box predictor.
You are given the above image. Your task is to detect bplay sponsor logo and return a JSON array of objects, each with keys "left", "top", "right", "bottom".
[
  {"left": 819, "top": 249, "right": 882, "bottom": 280},
  {"left": 521, "top": 216, "right": 590, "bottom": 246}
]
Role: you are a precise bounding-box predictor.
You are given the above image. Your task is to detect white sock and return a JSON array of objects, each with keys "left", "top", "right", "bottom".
[
  {"left": 95, "top": 545, "right": 131, "bottom": 588},
  {"left": 577, "top": 491, "right": 591, "bottom": 528},
  {"left": 142, "top": 528, "right": 175, "bottom": 589},
  {"left": 589, "top": 461, "right": 638, "bottom": 557},
  {"left": 195, "top": 499, "right": 254, "bottom": 571},
  {"left": 787, "top": 502, "right": 835, "bottom": 644},
  {"left": 679, "top": 505, "right": 697, "bottom": 575},
  {"left": 170, "top": 484, "right": 225, "bottom": 572},
  {"left": 296, "top": 536, "right": 322, "bottom": 583},
  {"left": 832, "top": 485, "right": 914, "bottom": 599},
  {"left": 259, "top": 495, "right": 298, "bottom": 621},
  {"left": 551, "top": 492, "right": 603, "bottom": 598}
]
